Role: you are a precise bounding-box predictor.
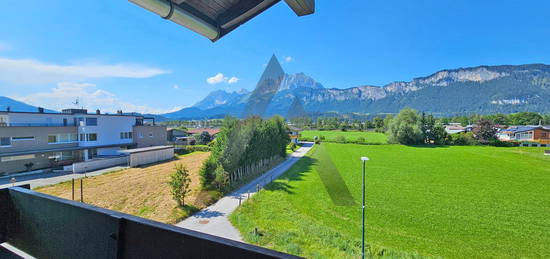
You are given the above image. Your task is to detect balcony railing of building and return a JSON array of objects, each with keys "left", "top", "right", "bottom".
[
  {"left": 0, "top": 185, "right": 300, "bottom": 259},
  {"left": 1, "top": 122, "right": 77, "bottom": 127}
]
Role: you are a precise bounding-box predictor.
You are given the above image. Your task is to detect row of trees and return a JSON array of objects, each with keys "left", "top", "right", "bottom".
[
  {"left": 290, "top": 112, "right": 550, "bottom": 131},
  {"left": 386, "top": 108, "right": 507, "bottom": 146},
  {"left": 200, "top": 116, "right": 290, "bottom": 191}
]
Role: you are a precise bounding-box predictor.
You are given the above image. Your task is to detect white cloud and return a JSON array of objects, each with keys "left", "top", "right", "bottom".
[
  {"left": 10, "top": 82, "right": 178, "bottom": 114},
  {"left": 0, "top": 57, "right": 169, "bottom": 84},
  {"left": 227, "top": 76, "right": 239, "bottom": 84},
  {"left": 173, "top": 84, "right": 180, "bottom": 89},
  {"left": 284, "top": 56, "right": 293, "bottom": 63},
  {"left": 206, "top": 73, "right": 240, "bottom": 84}
]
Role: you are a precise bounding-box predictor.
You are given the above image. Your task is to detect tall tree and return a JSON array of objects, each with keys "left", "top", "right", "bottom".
[
  {"left": 473, "top": 119, "right": 497, "bottom": 144},
  {"left": 387, "top": 108, "right": 424, "bottom": 145}
]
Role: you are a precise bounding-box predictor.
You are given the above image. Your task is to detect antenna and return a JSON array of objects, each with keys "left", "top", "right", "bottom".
[{"left": 72, "top": 98, "right": 79, "bottom": 108}]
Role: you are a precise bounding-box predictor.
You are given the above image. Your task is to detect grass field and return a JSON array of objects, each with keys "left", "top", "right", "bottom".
[
  {"left": 36, "top": 152, "right": 217, "bottom": 224},
  {"left": 230, "top": 144, "right": 550, "bottom": 258},
  {"left": 300, "top": 130, "right": 388, "bottom": 144}
]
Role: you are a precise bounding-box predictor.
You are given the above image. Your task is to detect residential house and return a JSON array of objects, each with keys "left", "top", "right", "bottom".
[
  {"left": 498, "top": 126, "right": 550, "bottom": 146},
  {"left": 0, "top": 108, "right": 166, "bottom": 175},
  {"left": 167, "top": 128, "right": 195, "bottom": 145},
  {"left": 288, "top": 125, "right": 302, "bottom": 144}
]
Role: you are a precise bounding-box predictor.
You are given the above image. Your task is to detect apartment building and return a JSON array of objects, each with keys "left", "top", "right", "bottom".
[{"left": 0, "top": 108, "right": 166, "bottom": 175}]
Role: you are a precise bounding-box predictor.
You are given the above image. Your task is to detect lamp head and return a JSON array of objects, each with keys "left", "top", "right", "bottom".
[{"left": 360, "top": 157, "right": 369, "bottom": 161}]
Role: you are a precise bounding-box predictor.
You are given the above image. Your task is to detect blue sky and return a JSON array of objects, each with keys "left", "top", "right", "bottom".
[{"left": 0, "top": 0, "right": 549, "bottom": 114}]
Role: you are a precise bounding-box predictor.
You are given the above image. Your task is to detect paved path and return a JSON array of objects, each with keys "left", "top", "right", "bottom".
[
  {"left": 176, "top": 142, "right": 314, "bottom": 242},
  {"left": 0, "top": 166, "right": 127, "bottom": 189}
]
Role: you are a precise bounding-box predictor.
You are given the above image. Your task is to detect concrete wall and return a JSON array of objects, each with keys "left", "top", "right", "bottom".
[
  {"left": 0, "top": 155, "right": 52, "bottom": 175},
  {"left": 0, "top": 126, "right": 78, "bottom": 154},
  {"left": 78, "top": 115, "right": 137, "bottom": 147},
  {"left": 133, "top": 126, "right": 167, "bottom": 148},
  {"left": 129, "top": 148, "right": 173, "bottom": 167},
  {"left": 72, "top": 156, "right": 128, "bottom": 173}
]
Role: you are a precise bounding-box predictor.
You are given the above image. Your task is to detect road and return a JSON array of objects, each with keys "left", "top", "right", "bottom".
[
  {"left": 0, "top": 166, "right": 127, "bottom": 189},
  {"left": 176, "top": 142, "right": 313, "bottom": 242}
]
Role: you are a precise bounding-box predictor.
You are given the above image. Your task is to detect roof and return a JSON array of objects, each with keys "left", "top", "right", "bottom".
[
  {"left": 119, "top": 145, "right": 174, "bottom": 154},
  {"left": 186, "top": 128, "right": 221, "bottom": 135},
  {"left": 503, "top": 126, "right": 550, "bottom": 133},
  {"left": 287, "top": 125, "right": 303, "bottom": 132},
  {"left": 0, "top": 110, "right": 144, "bottom": 118},
  {"left": 129, "top": 0, "right": 315, "bottom": 41}
]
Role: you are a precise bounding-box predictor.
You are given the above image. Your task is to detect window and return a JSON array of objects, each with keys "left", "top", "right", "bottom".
[
  {"left": 138, "top": 132, "right": 143, "bottom": 138},
  {"left": 87, "top": 133, "right": 97, "bottom": 141},
  {"left": 86, "top": 118, "right": 98, "bottom": 126},
  {"left": 128, "top": 132, "right": 133, "bottom": 139},
  {"left": 120, "top": 132, "right": 124, "bottom": 139},
  {"left": 48, "top": 135, "right": 57, "bottom": 143},
  {"left": 120, "top": 132, "right": 132, "bottom": 139},
  {"left": 11, "top": 136, "right": 35, "bottom": 141},
  {"left": 1, "top": 137, "right": 11, "bottom": 146},
  {"left": 80, "top": 134, "right": 85, "bottom": 141},
  {"left": 149, "top": 132, "right": 153, "bottom": 138},
  {"left": 0, "top": 115, "right": 8, "bottom": 126}
]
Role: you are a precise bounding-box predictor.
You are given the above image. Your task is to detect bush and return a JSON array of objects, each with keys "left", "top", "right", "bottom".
[
  {"left": 169, "top": 164, "right": 192, "bottom": 206},
  {"left": 450, "top": 132, "right": 478, "bottom": 145},
  {"left": 319, "top": 135, "right": 326, "bottom": 141},
  {"left": 489, "top": 139, "right": 515, "bottom": 147},
  {"left": 199, "top": 156, "right": 217, "bottom": 188},
  {"left": 213, "top": 165, "right": 229, "bottom": 192},
  {"left": 356, "top": 137, "right": 366, "bottom": 143},
  {"left": 335, "top": 135, "right": 346, "bottom": 143},
  {"left": 288, "top": 142, "right": 297, "bottom": 151},
  {"left": 175, "top": 145, "right": 211, "bottom": 155}
]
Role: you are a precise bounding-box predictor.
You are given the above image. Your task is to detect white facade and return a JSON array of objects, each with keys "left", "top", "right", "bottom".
[{"left": 77, "top": 115, "right": 136, "bottom": 147}]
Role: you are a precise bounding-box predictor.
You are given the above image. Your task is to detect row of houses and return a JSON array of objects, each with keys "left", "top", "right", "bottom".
[
  {"left": 0, "top": 108, "right": 169, "bottom": 175},
  {"left": 444, "top": 123, "right": 550, "bottom": 146}
]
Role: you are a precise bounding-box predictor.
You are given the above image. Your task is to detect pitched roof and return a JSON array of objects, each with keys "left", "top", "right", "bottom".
[
  {"left": 504, "top": 126, "right": 550, "bottom": 133},
  {"left": 186, "top": 128, "right": 221, "bottom": 135}
]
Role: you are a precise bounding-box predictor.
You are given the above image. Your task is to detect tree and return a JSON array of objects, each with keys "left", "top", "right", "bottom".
[
  {"left": 509, "top": 112, "right": 543, "bottom": 125},
  {"left": 387, "top": 108, "right": 424, "bottom": 145},
  {"left": 169, "top": 164, "right": 192, "bottom": 206},
  {"left": 197, "top": 131, "right": 212, "bottom": 145},
  {"left": 213, "top": 165, "right": 229, "bottom": 191},
  {"left": 431, "top": 122, "right": 448, "bottom": 145},
  {"left": 373, "top": 117, "right": 384, "bottom": 132},
  {"left": 473, "top": 119, "right": 497, "bottom": 144}
]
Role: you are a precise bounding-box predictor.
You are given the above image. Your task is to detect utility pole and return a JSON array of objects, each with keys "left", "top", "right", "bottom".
[{"left": 360, "top": 156, "right": 369, "bottom": 259}]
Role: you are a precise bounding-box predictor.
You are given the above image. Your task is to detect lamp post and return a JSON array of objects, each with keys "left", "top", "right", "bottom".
[{"left": 360, "top": 156, "right": 369, "bottom": 259}]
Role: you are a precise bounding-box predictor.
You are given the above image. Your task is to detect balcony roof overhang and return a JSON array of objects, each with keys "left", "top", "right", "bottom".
[{"left": 128, "top": 0, "right": 315, "bottom": 41}]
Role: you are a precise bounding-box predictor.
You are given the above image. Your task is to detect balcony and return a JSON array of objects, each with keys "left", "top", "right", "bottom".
[{"left": 1, "top": 123, "right": 77, "bottom": 127}]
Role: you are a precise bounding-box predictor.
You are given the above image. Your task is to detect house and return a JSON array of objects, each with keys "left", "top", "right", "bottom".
[
  {"left": 186, "top": 128, "right": 221, "bottom": 138},
  {"left": 167, "top": 128, "right": 195, "bottom": 145},
  {"left": 0, "top": 108, "right": 167, "bottom": 175},
  {"left": 498, "top": 126, "right": 550, "bottom": 147},
  {"left": 288, "top": 125, "right": 302, "bottom": 144},
  {"left": 445, "top": 124, "right": 466, "bottom": 134}
]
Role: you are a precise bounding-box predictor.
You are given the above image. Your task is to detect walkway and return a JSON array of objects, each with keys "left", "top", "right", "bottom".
[
  {"left": 0, "top": 166, "right": 127, "bottom": 189},
  {"left": 176, "top": 142, "right": 313, "bottom": 242}
]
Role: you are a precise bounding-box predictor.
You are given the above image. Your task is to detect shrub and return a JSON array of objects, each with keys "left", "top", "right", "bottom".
[
  {"left": 319, "top": 135, "right": 326, "bottom": 141},
  {"left": 199, "top": 156, "right": 217, "bottom": 188},
  {"left": 357, "top": 137, "right": 366, "bottom": 143},
  {"left": 169, "top": 164, "right": 192, "bottom": 206},
  {"left": 489, "top": 139, "right": 515, "bottom": 147},
  {"left": 450, "top": 132, "right": 478, "bottom": 145},
  {"left": 335, "top": 135, "right": 346, "bottom": 143},
  {"left": 288, "top": 142, "right": 297, "bottom": 151},
  {"left": 213, "top": 165, "right": 229, "bottom": 192}
]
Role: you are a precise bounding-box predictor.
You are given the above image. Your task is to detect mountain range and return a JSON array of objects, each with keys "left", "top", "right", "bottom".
[
  {"left": 163, "top": 58, "right": 550, "bottom": 119},
  {"left": 2, "top": 58, "right": 550, "bottom": 119}
]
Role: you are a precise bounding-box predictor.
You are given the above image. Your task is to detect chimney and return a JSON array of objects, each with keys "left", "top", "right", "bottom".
[
  {"left": 96, "top": 109, "right": 101, "bottom": 115},
  {"left": 38, "top": 107, "right": 44, "bottom": 113},
  {"left": 117, "top": 110, "right": 123, "bottom": 115}
]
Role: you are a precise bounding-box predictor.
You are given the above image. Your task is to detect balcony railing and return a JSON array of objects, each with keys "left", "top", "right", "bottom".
[
  {"left": 1, "top": 123, "right": 77, "bottom": 127},
  {"left": 0, "top": 185, "right": 300, "bottom": 259}
]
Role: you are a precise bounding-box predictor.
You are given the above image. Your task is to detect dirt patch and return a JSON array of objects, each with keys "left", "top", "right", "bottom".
[{"left": 36, "top": 152, "right": 215, "bottom": 224}]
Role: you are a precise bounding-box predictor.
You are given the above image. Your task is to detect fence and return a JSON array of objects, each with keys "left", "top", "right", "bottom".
[{"left": 230, "top": 156, "right": 282, "bottom": 184}]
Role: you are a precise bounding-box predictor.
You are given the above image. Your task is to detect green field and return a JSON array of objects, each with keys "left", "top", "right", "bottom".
[
  {"left": 300, "top": 130, "right": 388, "bottom": 144},
  {"left": 230, "top": 144, "right": 550, "bottom": 258}
]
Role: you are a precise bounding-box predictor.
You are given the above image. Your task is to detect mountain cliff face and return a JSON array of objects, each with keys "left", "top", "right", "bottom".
[{"left": 163, "top": 62, "right": 550, "bottom": 119}]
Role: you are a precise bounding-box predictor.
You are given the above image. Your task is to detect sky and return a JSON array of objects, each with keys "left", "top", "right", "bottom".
[{"left": 0, "top": 0, "right": 549, "bottom": 114}]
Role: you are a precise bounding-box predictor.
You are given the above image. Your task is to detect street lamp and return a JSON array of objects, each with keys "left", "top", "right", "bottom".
[{"left": 360, "top": 156, "right": 369, "bottom": 259}]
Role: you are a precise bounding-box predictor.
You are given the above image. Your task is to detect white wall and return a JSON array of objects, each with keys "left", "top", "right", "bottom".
[
  {"left": 72, "top": 156, "right": 128, "bottom": 173},
  {"left": 129, "top": 148, "right": 174, "bottom": 167},
  {"left": 78, "top": 115, "right": 137, "bottom": 147},
  {"left": 97, "top": 147, "right": 122, "bottom": 156}
]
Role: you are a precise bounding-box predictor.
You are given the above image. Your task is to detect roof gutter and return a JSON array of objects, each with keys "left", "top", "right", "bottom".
[{"left": 128, "top": 0, "right": 219, "bottom": 40}]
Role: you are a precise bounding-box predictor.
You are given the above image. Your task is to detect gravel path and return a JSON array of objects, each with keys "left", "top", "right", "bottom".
[{"left": 176, "top": 142, "right": 313, "bottom": 241}]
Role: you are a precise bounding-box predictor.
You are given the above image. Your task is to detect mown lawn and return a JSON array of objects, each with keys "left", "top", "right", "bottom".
[
  {"left": 230, "top": 144, "right": 550, "bottom": 258},
  {"left": 300, "top": 130, "right": 388, "bottom": 144}
]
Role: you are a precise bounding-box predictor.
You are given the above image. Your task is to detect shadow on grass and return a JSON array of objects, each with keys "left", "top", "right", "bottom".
[
  {"left": 265, "top": 146, "right": 356, "bottom": 206},
  {"left": 171, "top": 204, "right": 200, "bottom": 223}
]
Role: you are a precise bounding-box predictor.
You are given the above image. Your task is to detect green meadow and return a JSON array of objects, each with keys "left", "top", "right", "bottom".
[
  {"left": 230, "top": 143, "right": 550, "bottom": 258},
  {"left": 300, "top": 130, "right": 388, "bottom": 144}
]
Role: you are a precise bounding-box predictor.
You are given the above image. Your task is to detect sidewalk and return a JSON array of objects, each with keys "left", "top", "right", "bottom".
[
  {"left": 176, "top": 142, "right": 313, "bottom": 242},
  {"left": 0, "top": 166, "right": 127, "bottom": 189}
]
